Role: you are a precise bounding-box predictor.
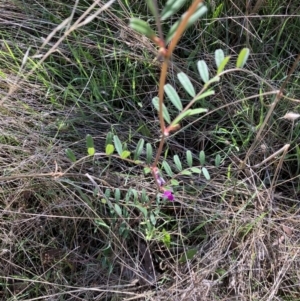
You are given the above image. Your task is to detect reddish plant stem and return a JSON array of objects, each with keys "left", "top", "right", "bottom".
[{"left": 152, "top": 0, "right": 203, "bottom": 170}]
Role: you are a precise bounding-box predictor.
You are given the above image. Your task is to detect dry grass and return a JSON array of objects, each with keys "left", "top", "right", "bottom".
[{"left": 0, "top": 0, "right": 300, "bottom": 300}]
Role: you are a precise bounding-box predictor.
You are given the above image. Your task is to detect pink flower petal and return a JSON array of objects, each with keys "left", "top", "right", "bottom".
[{"left": 163, "top": 190, "right": 174, "bottom": 201}]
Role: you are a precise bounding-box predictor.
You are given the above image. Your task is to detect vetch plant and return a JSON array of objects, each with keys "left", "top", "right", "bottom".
[
  {"left": 65, "top": 0, "right": 251, "bottom": 204},
  {"left": 129, "top": 0, "right": 250, "bottom": 199}
]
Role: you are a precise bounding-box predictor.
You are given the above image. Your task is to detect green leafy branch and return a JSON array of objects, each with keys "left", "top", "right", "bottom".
[{"left": 129, "top": 0, "right": 250, "bottom": 191}]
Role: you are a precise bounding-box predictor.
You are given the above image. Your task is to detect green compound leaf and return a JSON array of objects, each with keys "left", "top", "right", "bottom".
[
  {"left": 146, "top": 143, "right": 153, "bottom": 164},
  {"left": 236, "top": 48, "right": 250, "bottom": 68},
  {"left": 197, "top": 60, "right": 209, "bottom": 83},
  {"left": 202, "top": 167, "right": 210, "bottom": 180},
  {"left": 166, "top": 4, "right": 207, "bottom": 43},
  {"left": 217, "top": 56, "right": 230, "bottom": 75},
  {"left": 65, "top": 148, "right": 76, "bottom": 162},
  {"left": 134, "top": 138, "right": 144, "bottom": 160},
  {"left": 129, "top": 18, "right": 155, "bottom": 38},
  {"left": 113, "top": 135, "right": 123, "bottom": 156},
  {"left": 215, "top": 49, "right": 225, "bottom": 68},
  {"left": 164, "top": 84, "right": 182, "bottom": 111},
  {"left": 177, "top": 72, "right": 196, "bottom": 97},
  {"left": 162, "top": 160, "right": 174, "bottom": 177},
  {"left": 186, "top": 150, "right": 193, "bottom": 167},
  {"left": 161, "top": 0, "right": 186, "bottom": 21},
  {"left": 86, "top": 134, "right": 95, "bottom": 156},
  {"left": 173, "top": 154, "right": 182, "bottom": 171},
  {"left": 105, "top": 144, "right": 114, "bottom": 155},
  {"left": 152, "top": 96, "right": 171, "bottom": 124}
]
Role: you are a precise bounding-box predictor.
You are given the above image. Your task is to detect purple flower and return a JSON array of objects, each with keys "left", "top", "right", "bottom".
[
  {"left": 163, "top": 190, "right": 174, "bottom": 201},
  {"left": 156, "top": 175, "right": 166, "bottom": 187}
]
